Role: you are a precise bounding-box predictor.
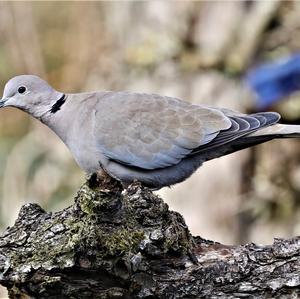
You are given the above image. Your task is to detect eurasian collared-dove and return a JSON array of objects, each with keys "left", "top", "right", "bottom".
[{"left": 1, "top": 75, "right": 300, "bottom": 189}]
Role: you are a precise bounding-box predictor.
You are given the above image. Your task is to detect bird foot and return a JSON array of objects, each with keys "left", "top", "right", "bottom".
[{"left": 87, "top": 171, "right": 123, "bottom": 192}]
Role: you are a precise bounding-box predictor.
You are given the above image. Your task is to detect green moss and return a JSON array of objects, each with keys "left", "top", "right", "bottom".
[
  {"left": 8, "top": 181, "right": 192, "bottom": 276},
  {"left": 76, "top": 183, "right": 116, "bottom": 215},
  {"left": 67, "top": 214, "right": 144, "bottom": 258},
  {"left": 62, "top": 185, "right": 145, "bottom": 259},
  {"left": 103, "top": 229, "right": 145, "bottom": 256}
]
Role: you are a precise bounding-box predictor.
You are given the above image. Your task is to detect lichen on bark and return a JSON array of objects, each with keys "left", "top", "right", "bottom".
[
  {"left": 1, "top": 175, "right": 300, "bottom": 298},
  {"left": 0, "top": 176, "right": 193, "bottom": 298}
]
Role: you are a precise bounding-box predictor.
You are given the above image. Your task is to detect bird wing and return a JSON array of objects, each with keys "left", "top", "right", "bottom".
[
  {"left": 92, "top": 92, "right": 231, "bottom": 169},
  {"left": 188, "top": 110, "right": 281, "bottom": 161}
]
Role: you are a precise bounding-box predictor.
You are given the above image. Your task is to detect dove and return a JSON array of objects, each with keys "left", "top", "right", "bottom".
[{"left": 1, "top": 75, "right": 300, "bottom": 189}]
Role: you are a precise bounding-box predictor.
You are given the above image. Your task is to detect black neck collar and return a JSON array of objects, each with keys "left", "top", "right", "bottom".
[{"left": 50, "top": 94, "right": 66, "bottom": 114}]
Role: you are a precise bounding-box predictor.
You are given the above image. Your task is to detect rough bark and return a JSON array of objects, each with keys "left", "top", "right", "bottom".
[{"left": 1, "top": 175, "right": 300, "bottom": 299}]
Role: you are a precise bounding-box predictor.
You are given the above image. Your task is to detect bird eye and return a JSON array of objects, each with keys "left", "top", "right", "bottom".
[{"left": 18, "top": 86, "right": 26, "bottom": 94}]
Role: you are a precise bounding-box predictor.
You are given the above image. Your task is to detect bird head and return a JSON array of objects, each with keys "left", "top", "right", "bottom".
[{"left": 0, "top": 75, "right": 64, "bottom": 119}]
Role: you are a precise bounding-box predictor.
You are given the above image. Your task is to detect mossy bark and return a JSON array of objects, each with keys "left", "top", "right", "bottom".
[{"left": 1, "top": 176, "right": 300, "bottom": 298}]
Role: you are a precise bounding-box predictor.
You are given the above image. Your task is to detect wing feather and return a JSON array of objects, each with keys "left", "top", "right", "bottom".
[
  {"left": 93, "top": 92, "right": 231, "bottom": 169},
  {"left": 190, "top": 111, "right": 280, "bottom": 155}
]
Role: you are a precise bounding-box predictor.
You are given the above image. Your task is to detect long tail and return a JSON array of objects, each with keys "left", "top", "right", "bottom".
[
  {"left": 248, "top": 124, "right": 300, "bottom": 138},
  {"left": 198, "top": 123, "right": 300, "bottom": 162},
  {"left": 216, "top": 124, "right": 300, "bottom": 159}
]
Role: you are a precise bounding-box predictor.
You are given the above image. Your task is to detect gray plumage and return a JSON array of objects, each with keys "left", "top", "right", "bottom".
[{"left": 1, "top": 75, "right": 300, "bottom": 189}]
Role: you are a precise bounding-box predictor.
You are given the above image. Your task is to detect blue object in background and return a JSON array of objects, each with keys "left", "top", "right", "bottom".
[{"left": 246, "top": 53, "right": 300, "bottom": 108}]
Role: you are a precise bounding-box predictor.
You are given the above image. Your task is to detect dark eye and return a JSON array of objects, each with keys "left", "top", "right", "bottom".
[{"left": 18, "top": 86, "right": 26, "bottom": 94}]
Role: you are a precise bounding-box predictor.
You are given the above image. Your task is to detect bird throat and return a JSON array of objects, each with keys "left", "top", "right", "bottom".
[{"left": 50, "top": 94, "right": 66, "bottom": 114}]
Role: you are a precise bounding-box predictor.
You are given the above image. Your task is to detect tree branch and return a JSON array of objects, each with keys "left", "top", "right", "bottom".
[{"left": 1, "top": 175, "right": 300, "bottom": 298}]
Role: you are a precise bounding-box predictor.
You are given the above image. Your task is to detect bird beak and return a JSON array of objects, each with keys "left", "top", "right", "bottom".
[{"left": 0, "top": 97, "right": 8, "bottom": 108}]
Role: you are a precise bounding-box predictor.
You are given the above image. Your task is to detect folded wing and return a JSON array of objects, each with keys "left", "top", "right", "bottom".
[
  {"left": 93, "top": 92, "right": 280, "bottom": 170},
  {"left": 93, "top": 92, "right": 231, "bottom": 169}
]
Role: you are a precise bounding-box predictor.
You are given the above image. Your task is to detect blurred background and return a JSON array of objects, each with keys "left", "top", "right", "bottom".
[{"left": 1, "top": 3, "right": 300, "bottom": 293}]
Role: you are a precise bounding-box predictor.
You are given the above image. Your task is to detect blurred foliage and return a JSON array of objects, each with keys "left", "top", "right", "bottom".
[{"left": 0, "top": 1, "right": 300, "bottom": 252}]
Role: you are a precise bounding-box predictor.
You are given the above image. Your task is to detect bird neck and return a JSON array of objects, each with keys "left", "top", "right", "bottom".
[
  {"left": 38, "top": 94, "right": 75, "bottom": 144},
  {"left": 49, "top": 94, "right": 66, "bottom": 113}
]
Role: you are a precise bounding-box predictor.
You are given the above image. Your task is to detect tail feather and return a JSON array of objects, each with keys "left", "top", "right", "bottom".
[
  {"left": 248, "top": 124, "right": 300, "bottom": 138},
  {"left": 198, "top": 123, "right": 300, "bottom": 162}
]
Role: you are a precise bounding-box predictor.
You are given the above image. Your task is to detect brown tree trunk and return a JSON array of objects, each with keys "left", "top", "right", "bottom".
[{"left": 0, "top": 175, "right": 300, "bottom": 298}]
